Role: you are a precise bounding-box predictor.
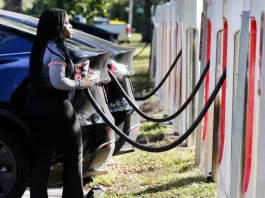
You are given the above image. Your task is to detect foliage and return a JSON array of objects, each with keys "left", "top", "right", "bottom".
[
  {"left": 25, "top": 0, "right": 114, "bottom": 23},
  {"left": 71, "top": 0, "right": 114, "bottom": 23},
  {"left": 23, "top": 0, "right": 167, "bottom": 30},
  {"left": 140, "top": 122, "right": 160, "bottom": 132},
  {"left": 137, "top": 121, "right": 174, "bottom": 144}
]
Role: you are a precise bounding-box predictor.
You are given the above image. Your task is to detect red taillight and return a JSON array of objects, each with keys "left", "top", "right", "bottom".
[
  {"left": 102, "top": 144, "right": 111, "bottom": 149},
  {"left": 126, "top": 27, "right": 131, "bottom": 34},
  {"left": 105, "top": 64, "right": 115, "bottom": 95},
  {"left": 110, "top": 64, "right": 115, "bottom": 73}
]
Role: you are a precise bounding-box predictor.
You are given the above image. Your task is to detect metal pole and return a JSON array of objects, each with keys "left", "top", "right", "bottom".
[{"left": 129, "top": 0, "right": 133, "bottom": 27}]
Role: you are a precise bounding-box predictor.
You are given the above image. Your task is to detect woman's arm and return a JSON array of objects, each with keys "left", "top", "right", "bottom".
[
  {"left": 49, "top": 64, "right": 84, "bottom": 90},
  {"left": 48, "top": 55, "right": 84, "bottom": 90}
]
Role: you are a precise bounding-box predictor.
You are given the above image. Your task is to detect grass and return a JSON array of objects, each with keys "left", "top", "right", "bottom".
[
  {"left": 137, "top": 122, "right": 174, "bottom": 144},
  {"left": 121, "top": 34, "right": 152, "bottom": 93},
  {"left": 88, "top": 149, "right": 217, "bottom": 198},
  {"left": 140, "top": 122, "right": 160, "bottom": 131},
  {"left": 84, "top": 33, "right": 218, "bottom": 197}
]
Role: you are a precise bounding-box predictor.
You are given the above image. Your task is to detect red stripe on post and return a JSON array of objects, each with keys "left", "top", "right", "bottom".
[
  {"left": 202, "top": 19, "right": 212, "bottom": 142},
  {"left": 243, "top": 17, "right": 257, "bottom": 196}
]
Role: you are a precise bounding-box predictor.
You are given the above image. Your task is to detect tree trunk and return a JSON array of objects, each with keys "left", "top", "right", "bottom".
[
  {"left": 141, "top": 0, "right": 152, "bottom": 42},
  {"left": 3, "top": 0, "right": 23, "bottom": 13}
]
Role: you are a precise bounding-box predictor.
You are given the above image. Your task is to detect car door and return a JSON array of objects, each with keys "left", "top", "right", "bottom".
[{"left": 0, "top": 28, "right": 32, "bottom": 103}]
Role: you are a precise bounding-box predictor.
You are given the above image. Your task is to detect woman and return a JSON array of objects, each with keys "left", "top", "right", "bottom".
[{"left": 24, "top": 8, "right": 92, "bottom": 198}]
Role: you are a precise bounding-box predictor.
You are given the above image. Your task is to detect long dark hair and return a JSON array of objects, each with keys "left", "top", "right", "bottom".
[{"left": 29, "top": 8, "right": 72, "bottom": 84}]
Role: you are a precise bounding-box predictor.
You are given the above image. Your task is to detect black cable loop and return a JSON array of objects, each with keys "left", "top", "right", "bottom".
[
  {"left": 133, "top": 42, "right": 150, "bottom": 58},
  {"left": 85, "top": 67, "right": 226, "bottom": 152},
  {"left": 109, "top": 60, "right": 210, "bottom": 122},
  {"left": 135, "top": 50, "right": 182, "bottom": 101}
]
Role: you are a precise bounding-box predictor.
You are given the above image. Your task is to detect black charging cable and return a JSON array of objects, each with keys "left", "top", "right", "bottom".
[
  {"left": 108, "top": 60, "right": 210, "bottom": 122},
  {"left": 135, "top": 50, "right": 182, "bottom": 101},
  {"left": 85, "top": 67, "right": 226, "bottom": 152},
  {"left": 133, "top": 42, "right": 150, "bottom": 58}
]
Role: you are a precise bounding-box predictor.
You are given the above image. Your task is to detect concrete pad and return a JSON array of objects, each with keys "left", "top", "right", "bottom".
[
  {"left": 22, "top": 188, "right": 89, "bottom": 198},
  {"left": 22, "top": 188, "right": 63, "bottom": 198}
]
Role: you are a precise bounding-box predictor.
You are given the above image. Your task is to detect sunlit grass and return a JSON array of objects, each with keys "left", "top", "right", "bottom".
[
  {"left": 120, "top": 34, "right": 153, "bottom": 94},
  {"left": 89, "top": 149, "right": 217, "bottom": 198},
  {"left": 136, "top": 122, "right": 174, "bottom": 144}
]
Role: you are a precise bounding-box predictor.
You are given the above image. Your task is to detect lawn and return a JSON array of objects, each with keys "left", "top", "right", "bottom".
[
  {"left": 84, "top": 33, "right": 218, "bottom": 198},
  {"left": 89, "top": 149, "right": 217, "bottom": 198},
  {"left": 121, "top": 34, "right": 152, "bottom": 94}
]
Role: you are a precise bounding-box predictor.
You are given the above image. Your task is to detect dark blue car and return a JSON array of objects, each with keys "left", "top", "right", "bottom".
[{"left": 0, "top": 10, "right": 140, "bottom": 198}]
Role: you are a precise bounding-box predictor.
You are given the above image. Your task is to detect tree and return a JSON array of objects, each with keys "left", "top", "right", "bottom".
[
  {"left": 25, "top": 0, "right": 114, "bottom": 24},
  {"left": 140, "top": 0, "right": 152, "bottom": 42},
  {"left": 23, "top": 0, "right": 71, "bottom": 16},
  {"left": 3, "top": 0, "right": 22, "bottom": 13}
]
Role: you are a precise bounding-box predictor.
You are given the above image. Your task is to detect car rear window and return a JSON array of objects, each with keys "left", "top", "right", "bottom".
[{"left": 0, "top": 17, "right": 36, "bottom": 36}]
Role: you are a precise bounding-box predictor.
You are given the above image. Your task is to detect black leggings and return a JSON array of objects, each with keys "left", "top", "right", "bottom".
[{"left": 24, "top": 88, "right": 84, "bottom": 198}]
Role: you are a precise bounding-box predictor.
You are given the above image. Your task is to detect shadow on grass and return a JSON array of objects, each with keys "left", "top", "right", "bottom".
[
  {"left": 134, "top": 55, "right": 151, "bottom": 61},
  {"left": 177, "top": 163, "right": 197, "bottom": 173},
  {"left": 131, "top": 72, "right": 149, "bottom": 79},
  {"left": 121, "top": 41, "right": 148, "bottom": 48},
  {"left": 132, "top": 175, "right": 211, "bottom": 196},
  {"left": 130, "top": 74, "right": 154, "bottom": 93}
]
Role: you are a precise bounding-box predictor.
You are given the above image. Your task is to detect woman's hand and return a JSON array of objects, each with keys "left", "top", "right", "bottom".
[
  {"left": 75, "top": 62, "right": 89, "bottom": 74},
  {"left": 81, "top": 76, "right": 93, "bottom": 88}
]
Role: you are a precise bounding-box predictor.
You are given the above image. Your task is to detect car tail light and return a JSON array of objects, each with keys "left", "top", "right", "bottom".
[
  {"left": 101, "top": 143, "right": 111, "bottom": 149},
  {"left": 126, "top": 26, "right": 131, "bottom": 34},
  {"left": 109, "top": 62, "right": 129, "bottom": 80},
  {"left": 109, "top": 64, "right": 116, "bottom": 74}
]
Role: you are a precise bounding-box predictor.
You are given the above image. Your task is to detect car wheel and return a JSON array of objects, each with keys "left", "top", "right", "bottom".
[{"left": 0, "top": 128, "right": 30, "bottom": 198}]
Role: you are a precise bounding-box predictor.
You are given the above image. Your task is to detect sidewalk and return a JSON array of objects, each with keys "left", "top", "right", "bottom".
[
  {"left": 22, "top": 188, "right": 89, "bottom": 198},
  {"left": 22, "top": 188, "right": 63, "bottom": 198}
]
